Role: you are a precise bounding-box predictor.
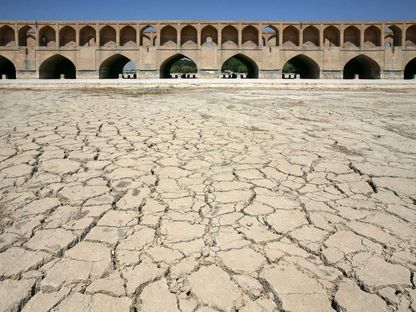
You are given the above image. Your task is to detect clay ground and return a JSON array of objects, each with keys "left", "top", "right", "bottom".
[{"left": 0, "top": 87, "right": 415, "bottom": 312}]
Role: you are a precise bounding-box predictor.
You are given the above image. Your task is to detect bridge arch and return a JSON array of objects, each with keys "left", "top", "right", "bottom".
[
  {"left": 283, "top": 26, "right": 299, "bottom": 47},
  {"left": 159, "top": 53, "right": 197, "bottom": 78},
  {"left": 263, "top": 26, "right": 278, "bottom": 47},
  {"left": 0, "top": 55, "right": 16, "bottom": 79},
  {"left": 181, "top": 25, "right": 197, "bottom": 47},
  {"left": 59, "top": 26, "right": 76, "bottom": 47},
  {"left": 201, "top": 25, "right": 218, "bottom": 47},
  {"left": 242, "top": 26, "right": 258, "bottom": 47},
  {"left": 39, "top": 26, "right": 56, "bottom": 47},
  {"left": 39, "top": 54, "right": 76, "bottom": 79},
  {"left": 140, "top": 25, "right": 156, "bottom": 47},
  {"left": 282, "top": 54, "right": 320, "bottom": 79},
  {"left": 100, "top": 26, "right": 116, "bottom": 47},
  {"left": 385, "top": 25, "right": 402, "bottom": 47},
  {"left": 222, "top": 25, "right": 238, "bottom": 47},
  {"left": 406, "top": 25, "right": 416, "bottom": 47},
  {"left": 221, "top": 54, "right": 259, "bottom": 78},
  {"left": 80, "top": 26, "right": 96, "bottom": 46},
  {"left": 0, "top": 26, "right": 15, "bottom": 46},
  {"left": 99, "top": 54, "right": 134, "bottom": 79},
  {"left": 18, "top": 26, "right": 36, "bottom": 47},
  {"left": 343, "top": 55, "right": 380, "bottom": 79},
  {"left": 160, "top": 26, "right": 177, "bottom": 46},
  {"left": 364, "top": 26, "right": 381, "bottom": 47},
  {"left": 303, "top": 26, "right": 319, "bottom": 46},
  {"left": 324, "top": 26, "right": 340, "bottom": 47},
  {"left": 404, "top": 58, "right": 416, "bottom": 79},
  {"left": 120, "top": 26, "right": 136, "bottom": 46},
  {"left": 344, "top": 26, "right": 360, "bottom": 47}
]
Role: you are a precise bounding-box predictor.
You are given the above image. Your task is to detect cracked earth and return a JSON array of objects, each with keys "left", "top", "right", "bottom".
[{"left": 0, "top": 87, "right": 415, "bottom": 312}]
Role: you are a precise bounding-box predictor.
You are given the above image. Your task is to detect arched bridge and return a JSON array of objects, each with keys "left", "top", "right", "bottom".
[{"left": 0, "top": 20, "right": 416, "bottom": 79}]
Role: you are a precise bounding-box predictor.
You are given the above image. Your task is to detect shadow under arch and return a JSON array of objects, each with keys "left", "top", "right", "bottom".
[
  {"left": 221, "top": 54, "right": 259, "bottom": 78},
  {"left": 159, "top": 54, "right": 197, "bottom": 78},
  {"left": 0, "top": 55, "right": 16, "bottom": 79},
  {"left": 343, "top": 55, "right": 380, "bottom": 79},
  {"left": 99, "top": 54, "right": 133, "bottom": 79},
  {"left": 282, "top": 54, "right": 320, "bottom": 79},
  {"left": 404, "top": 58, "right": 416, "bottom": 79},
  {"left": 39, "top": 54, "right": 76, "bottom": 79}
]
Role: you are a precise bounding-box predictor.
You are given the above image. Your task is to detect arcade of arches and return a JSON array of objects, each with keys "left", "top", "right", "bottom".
[{"left": 0, "top": 20, "right": 415, "bottom": 79}]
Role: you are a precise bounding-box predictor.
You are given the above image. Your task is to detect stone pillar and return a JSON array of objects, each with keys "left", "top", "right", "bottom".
[
  {"left": 177, "top": 23, "right": 181, "bottom": 48},
  {"left": 238, "top": 25, "right": 242, "bottom": 47},
  {"left": 299, "top": 26, "right": 303, "bottom": 46},
  {"left": 380, "top": 23, "right": 385, "bottom": 47},
  {"left": 258, "top": 24, "right": 263, "bottom": 47},
  {"left": 218, "top": 25, "right": 222, "bottom": 47},
  {"left": 137, "top": 24, "right": 141, "bottom": 46},
  {"left": 340, "top": 25, "right": 344, "bottom": 47},
  {"left": 116, "top": 24, "right": 120, "bottom": 46},
  {"left": 75, "top": 24, "right": 80, "bottom": 46},
  {"left": 14, "top": 23, "right": 18, "bottom": 46},
  {"left": 2, "top": 74, "right": 7, "bottom": 79},
  {"left": 360, "top": 24, "right": 364, "bottom": 47},
  {"left": 96, "top": 25, "right": 100, "bottom": 47},
  {"left": 401, "top": 23, "right": 406, "bottom": 47},
  {"left": 197, "top": 25, "right": 201, "bottom": 48},
  {"left": 56, "top": 24, "right": 60, "bottom": 48},
  {"left": 319, "top": 24, "right": 324, "bottom": 47},
  {"left": 278, "top": 24, "right": 283, "bottom": 46}
]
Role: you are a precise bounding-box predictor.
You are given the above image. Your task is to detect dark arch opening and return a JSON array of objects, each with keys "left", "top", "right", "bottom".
[
  {"left": 282, "top": 55, "right": 320, "bottom": 79},
  {"left": 343, "top": 55, "right": 380, "bottom": 79},
  {"left": 404, "top": 58, "right": 416, "bottom": 79},
  {"left": 99, "top": 54, "right": 133, "bottom": 79},
  {"left": 39, "top": 55, "right": 76, "bottom": 79},
  {"left": 221, "top": 54, "right": 259, "bottom": 79},
  {"left": 0, "top": 56, "right": 16, "bottom": 79},
  {"left": 160, "top": 54, "right": 197, "bottom": 79}
]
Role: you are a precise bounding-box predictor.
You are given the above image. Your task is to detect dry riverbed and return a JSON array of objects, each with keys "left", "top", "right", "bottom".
[{"left": 0, "top": 87, "right": 415, "bottom": 311}]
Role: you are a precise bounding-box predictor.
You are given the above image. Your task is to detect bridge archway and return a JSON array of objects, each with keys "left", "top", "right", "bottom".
[
  {"left": 39, "top": 54, "right": 76, "bottom": 79},
  {"left": 201, "top": 25, "right": 218, "bottom": 47},
  {"left": 80, "top": 26, "right": 96, "bottom": 46},
  {"left": 343, "top": 55, "right": 380, "bottom": 79},
  {"left": 406, "top": 25, "right": 416, "bottom": 47},
  {"left": 283, "top": 26, "right": 299, "bottom": 47},
  {"left": 263, "top": 26, "right": 278, "bottom": 47},
  {"left": 181, "top": 25, "right": 197, "bottom": 47},
  {"left": 39, "top": 26, "right": 56, "bottom": 47},
  {"left": 282, "top": 55, "right": 320, "bottom": 79},
  {"left": 303, "top": 26, "right": 319, "bottom": 46},
  {"left": 160, "top": 54, "right": 197, "bottom": 78},
  {"left": 344, "top": 26, "right": 360, "bottom": 47},
  {"left": 0, "top": 26, "right": 15, "bottom": 46},
  {"left": 19, "top": 26, "right": 36, "bottom": 47},
  {"left": 99, "top": 54, "right": 133, "bottom": 79},
  {"left": 160, "top": 26, "right": 177, "bottom": 46},
  {"left": 404, "top": 58, "right": 416, "bottom": 79},
  {"left": 0, "top": 56, "right": 16, "bottom": 79},
  {"left": 141, "top": 26, "right": 156, "bottom": 47},
  {"left": 324, "top": 26, "right": 340, "bottom": 47},
  {"left": 221, "top": 54, "right": 259, "bottom": 78},
  {"left": 385, "top": 25, "right": 401, "bottom": 47},
  {"left": 120, "top": 26, "right": 136, "bottom": 46},
  {"left": 100, "top": 26, "right": 116, "bottom": 47},
  {"left": 242, "top": 26, "right": 258, "bottom": 47},
  {"left": 364, "top": 26, "right": 381, "bottom": 47},
  {"left": 222, "top": 25, "right": 238, "bottom": 47},
  {"left": 59, "top": 26, "right": 76, "bottom": 47}
]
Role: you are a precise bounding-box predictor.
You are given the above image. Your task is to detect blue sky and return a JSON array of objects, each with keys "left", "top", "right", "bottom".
[{"left": 0, "top": 0, "right": 415, "bottom": 21}]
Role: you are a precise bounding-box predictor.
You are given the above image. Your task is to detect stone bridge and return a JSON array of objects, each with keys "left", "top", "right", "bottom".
[{"left": 0, "top": 20, "right": 416, "bottom": 79}]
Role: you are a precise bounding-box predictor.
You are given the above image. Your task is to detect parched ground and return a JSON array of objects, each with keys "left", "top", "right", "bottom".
[{"left": 0, "top": 87, "right": 415, "bottom": 312}]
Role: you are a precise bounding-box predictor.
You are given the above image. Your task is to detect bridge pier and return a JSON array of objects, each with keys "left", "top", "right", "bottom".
[
  {"left": 16, "top": 70, "right": 37, "bottom": 79},
  {"left": 321, "top": 70, "right": 343, "bottom": 79},
  {"left": 198, "top": 69, "right": 219, "bottom": 79},
  {"left": 136, "top": 70, "right": 159, "bottom": 79},
  {"left": 259, "top": 70, "right": 282, "bottom": 79},
  {"left": 77, "top": 70, "right": 98, "bottom": 79},
  {"left": 383, "top": 70, "right": 404, "bottom": 79}
]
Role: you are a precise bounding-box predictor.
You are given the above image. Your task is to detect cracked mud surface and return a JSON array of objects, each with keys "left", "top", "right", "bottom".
[{"left": 0, "top": 87, "right": 415, "bottom": 312}]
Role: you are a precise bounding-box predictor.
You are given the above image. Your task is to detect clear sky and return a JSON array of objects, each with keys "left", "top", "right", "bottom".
[{"left": 0, "top": 0, "right": 415, "bottom": 21}]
